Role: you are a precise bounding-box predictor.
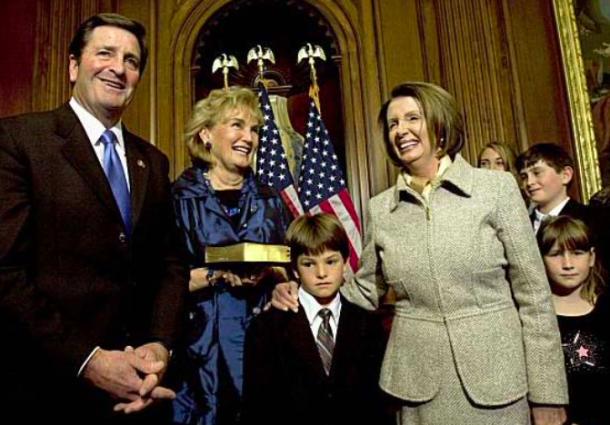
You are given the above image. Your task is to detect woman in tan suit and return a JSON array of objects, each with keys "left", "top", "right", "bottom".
[{"left": 274, "top": 82, "right": 568, "bottom": 424}]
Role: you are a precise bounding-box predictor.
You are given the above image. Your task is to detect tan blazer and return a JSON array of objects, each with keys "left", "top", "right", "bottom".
[{"left": 342, "top": 155, "right": 568, "bottom": 407}]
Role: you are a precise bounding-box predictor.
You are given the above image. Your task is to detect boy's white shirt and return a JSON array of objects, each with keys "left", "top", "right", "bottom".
[
  {"left": 533, "top": 196, "right": 570, "bottom": 234},
  {"left": 299, "top": 286, "right": 341, "bottom": 343}
]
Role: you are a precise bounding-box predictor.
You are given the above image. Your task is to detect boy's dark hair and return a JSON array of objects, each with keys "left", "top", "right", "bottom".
[
  {"left": 515, "top": 143, "right": 574, "bottom": 174},
  {"left": 285, "top": 213, "right": 350, "bottom": 270},
  {"left": 69, "top": 13, "right": 148, "bottom": 72}
]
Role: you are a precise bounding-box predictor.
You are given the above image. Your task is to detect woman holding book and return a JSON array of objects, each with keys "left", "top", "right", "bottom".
[{"left": 170, "top": 86, "right": 289, "bottom": 425}]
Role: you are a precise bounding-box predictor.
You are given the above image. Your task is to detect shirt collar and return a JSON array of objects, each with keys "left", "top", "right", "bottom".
[
  {"left": 299, "top": 286, "right": 341, "bottom": 326},
  {"left": 69, "top": 97, "right": 124, "bottom": 149},
  {"left": 536, "top": 197, "right": 570, "bottom": 219},
  {"left": 400, "top": 154, "right": 452, "bottom": 187},
  {"left": 391, "top": 154, "right": 473, "bottom": 210}
]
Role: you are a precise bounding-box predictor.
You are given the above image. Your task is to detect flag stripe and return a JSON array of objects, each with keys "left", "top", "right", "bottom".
[
  {"left": 336, "top": 189, "right": 362, "bottom": 233},
  {"left": 280, "top": 185, "right": 305, "bottom": 217},
  {"left": 298, "top": 98, "right": 362, "bottom": 272},
  {"left": 328, "top": 197, "right": 362, "bottom": 255},
  {"left": 256, "top": 83, "right": 304, "bottom": 218},
  {"left": 311, "top": 200, "right": 360, "bottom": 273}
]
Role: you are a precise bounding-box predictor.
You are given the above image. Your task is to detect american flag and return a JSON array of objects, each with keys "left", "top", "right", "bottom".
[
  {"left": 256, "top": 84, "right": 304, "bottom": 217},
  {"left": 298, "top": 99, "right": 362, "bottom": 274}
]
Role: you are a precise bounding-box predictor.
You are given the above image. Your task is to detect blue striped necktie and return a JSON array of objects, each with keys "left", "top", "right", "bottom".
[
  {"left": 316, "top": 308, "right": 334, "bottom": 375},
  {"left": 100, "top": 129, "right": 132, "bottom": 235}
]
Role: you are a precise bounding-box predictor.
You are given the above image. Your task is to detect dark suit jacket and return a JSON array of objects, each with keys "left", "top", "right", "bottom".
[
  {"left": 559, "top": 198, "right": 589, "bottom": 221},
  {"left": 241, "top": 297, "right": 393, "bottom": 425},
  {"left": 0, "top": 104, "right": 188, "bottom": 423}
]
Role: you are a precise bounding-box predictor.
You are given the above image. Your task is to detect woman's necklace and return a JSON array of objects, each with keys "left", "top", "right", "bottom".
[
  {"left": 206, "top": 168, "right": 244, "bottom": 190},
  {"left": 203, "top": 170, "right": 243, "bottom": 218}
]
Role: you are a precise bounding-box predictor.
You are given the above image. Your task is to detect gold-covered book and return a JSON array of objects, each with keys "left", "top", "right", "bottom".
[{"left": 204, "top": 242, "right": 291, "bottom": 264}]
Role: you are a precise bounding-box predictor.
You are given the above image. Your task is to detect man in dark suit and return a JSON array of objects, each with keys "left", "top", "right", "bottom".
[
  {"left": 241, "top": 214, "right": 392, "bottom": 425},
  {"left": 0, "top": 13, "right": 187, "bottom": 424}
]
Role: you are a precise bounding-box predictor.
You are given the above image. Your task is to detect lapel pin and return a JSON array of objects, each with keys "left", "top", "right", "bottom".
[{"left": 137, "top": 159, "right": 146, "bottom": 168}]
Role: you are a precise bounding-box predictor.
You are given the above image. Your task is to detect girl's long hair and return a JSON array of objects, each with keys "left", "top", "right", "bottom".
[{"left": 537, "top": 216, "right": 606, "bottom": 304}]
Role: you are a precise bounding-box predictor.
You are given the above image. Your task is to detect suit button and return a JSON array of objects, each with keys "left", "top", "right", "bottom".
[{"left": 119, "top": 232, "right": 127, "bottom": 244}]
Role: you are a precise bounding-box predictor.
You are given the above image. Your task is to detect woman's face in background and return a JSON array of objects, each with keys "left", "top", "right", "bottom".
[{"left": 479, "top": 147, "right": 507, "bottom": 171}]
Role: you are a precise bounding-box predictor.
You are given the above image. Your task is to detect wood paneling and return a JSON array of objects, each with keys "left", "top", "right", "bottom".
[
  {"left": 0, "top": 0, "right": 582, "bottom": 204},
  {"left": 506, "top": 0, "right": 571, "bottom": 150},
  {"left": 117, "top": 0, "right": 155, "bottom": 143},
  {"left": 32, "top": 0, "right": 116, "bottom": 112},
  {"left": 0, "top": 0, "right": 37, "bottom": 117},
  {"left": 505, "top": 0, "right": 579, "bottom": 198},
  {"left": 433, "top": 0, "right": 521, "bottom": 163}
]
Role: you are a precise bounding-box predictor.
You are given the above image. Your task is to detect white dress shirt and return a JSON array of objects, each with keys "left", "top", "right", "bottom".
[
  {"left": 69, "top": 97, "right": 130, "bottom": 190},
  {"left": 400, "top": 155, "right": 452, "bottom": 201},
  {"left": 299, "top": 286, "right": 341, "bottom": 342},
  {"left": 70, "top": 97, "right": 131, "bottom": 376},
  {"left": 533, "top": 197, "right": 570, "bottom": 234}
]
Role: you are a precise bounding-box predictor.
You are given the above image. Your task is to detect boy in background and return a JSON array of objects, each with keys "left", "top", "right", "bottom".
[
  {"left": 516, "top": 143, "right": 584, "bottom": 233},
  {"left": 241, "top": 213, "right": 392, "bottom": 425},
  {"left": 517, "top": 142, "right": 609, "bottom": 269}
]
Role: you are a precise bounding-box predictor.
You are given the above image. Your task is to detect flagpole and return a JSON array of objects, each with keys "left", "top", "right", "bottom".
[
  {"left": 247, "top": 44, "right": 276, "bottom": 88},
  {"left": 298, "top": 43, "right": 326, "bottom": 114},
  {"left": 296, "top": 43, "right": 363, "bottom": 274},
  {"left": 251, "top": 46, "right": 305, "bottom": 218}
]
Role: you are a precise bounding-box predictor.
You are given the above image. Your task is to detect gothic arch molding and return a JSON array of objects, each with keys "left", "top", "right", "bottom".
[{"left": 160, "top": 0, "right": 385, "bottom": 215}]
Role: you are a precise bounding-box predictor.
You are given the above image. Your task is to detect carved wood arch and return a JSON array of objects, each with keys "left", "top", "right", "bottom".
[{"left": 159, "top": 0, "right": 388, "bottom": 217}]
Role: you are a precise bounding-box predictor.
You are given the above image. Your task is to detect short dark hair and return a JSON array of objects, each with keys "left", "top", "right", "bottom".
[
  {"left": 285, "top": 213, "right": 350, "bottom": 270},
  {"left": 515, "top": 143, "right": 574, "bottom": 174},
  {"left": 69, "top": 13, "right": 148, "bottom": 72},
  {"left": 378, "top": 81, "right": 465, "bottom": 167}
]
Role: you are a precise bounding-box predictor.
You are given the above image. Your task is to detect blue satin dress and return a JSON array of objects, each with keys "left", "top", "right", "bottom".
[{"left": 171, "top": 166, "right": 289, "bottom": 425}]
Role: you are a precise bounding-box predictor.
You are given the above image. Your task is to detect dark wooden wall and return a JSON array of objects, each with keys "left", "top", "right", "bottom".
[{"left": 0, "top": 0, "right": 580, "bottom": 207}]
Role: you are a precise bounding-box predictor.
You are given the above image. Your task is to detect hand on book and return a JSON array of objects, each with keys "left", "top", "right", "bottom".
[
  {"left": 189, "top": 268, "right": 214, "bottom": 292},
  {"left": 236, "top": 266, "right": 279, "bottom": 287},
  {"left": 189, "top": 266, "right": 289, "bottom": 292},
  {"left": 188, "top": 267, "right": 244, "bottom": 291}
]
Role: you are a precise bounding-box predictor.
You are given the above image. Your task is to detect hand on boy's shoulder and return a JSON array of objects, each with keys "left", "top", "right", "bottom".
[{"left": 269, "top": 281, "right": 300, "bottom": 313}]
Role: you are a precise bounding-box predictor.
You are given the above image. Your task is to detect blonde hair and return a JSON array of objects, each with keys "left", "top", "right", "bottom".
[
  {"left": 477, "top": 141, "right": 518, "bottom": 175},
  {"left": 537, "top": 216, "right": 606, "bottom": 304},
  {"left": 185, "top": 86, "right": 263, "bottom": 167}
]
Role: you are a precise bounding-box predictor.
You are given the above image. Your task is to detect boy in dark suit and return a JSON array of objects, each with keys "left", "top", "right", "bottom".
[
  {"left": 516, "top": 143, "right": 584, "bottom": 234},
  {"left": 516, "top": 142, "right": 610, "bottom": 269},
  {"left": 241, "top": 213, "right": 392, "bottom": 425}
]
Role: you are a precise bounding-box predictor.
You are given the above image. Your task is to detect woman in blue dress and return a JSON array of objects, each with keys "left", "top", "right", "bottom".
[{"left": 171, "top": 86, "right": 289, "bottom": 425}]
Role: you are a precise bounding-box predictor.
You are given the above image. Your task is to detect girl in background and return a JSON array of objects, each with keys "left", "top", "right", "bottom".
[
  {"left": 477, "top": 141, "right": 517, "bottom": 176},
  {"left": 538, "top": 216, "right": 609, "bottom": 425}
]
